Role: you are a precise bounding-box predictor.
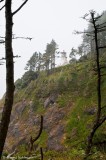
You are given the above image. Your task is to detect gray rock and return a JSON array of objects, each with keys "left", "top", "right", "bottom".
[
  {"left": 84, "top": 108, "right": 96, "bottom": 115},
  {"left": 44, "top": 94, "right": 58, "bottom": 108}
]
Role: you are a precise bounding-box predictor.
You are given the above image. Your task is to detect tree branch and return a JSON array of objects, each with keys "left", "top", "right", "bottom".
[
  {"left": 0, "top": 57, "right": 6, "bottom": 60},
  {"left": 0, "top": 40, "right": 5, "bottom": 43},
  {"left": 99, "top": 116, "right": 106, "bottom": 126},
  {"left": 0, "top": 0, "right": 4, "bottom": 2},
  {"left": 12, "top": 0, "right": 28, "bottom": 16},
  {"left": 98, "top": 46, "right": 106, "bottom": 49},
  {"left": 29, "top": 115, "right": 43, "bottom": 153},
  {"left": 32, "top": 115, "right": 43, "bottom": 143},
  {"left": 0, "top": 4, "right": 5, "bottom": 11},
  {"left": 101, "top": 105, "right": 106, "bottom": 109},
  {"left": 13, "top": 36, "right": 33, "bottom": 41},
  {"left": 74, "top": 30, "right": 94, "bottom": 35},
  {"left": 97, "top": 25, "right": 106, "bottom": 30},
  {"left": 0, "top": 35, "right": 32, "bottom": 42}
]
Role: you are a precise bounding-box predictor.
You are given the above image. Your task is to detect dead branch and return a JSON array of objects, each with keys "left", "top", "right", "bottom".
[
  {"left": 97, "top": 21, "right": 106, "bottom": 27},
  {"left": 74, "top": 30, "right": 94, "bottom": 35},
  {"left": 101, "top": 105, "right": 106, "bottom": 109},
  {"left": 0, "top": 57, "right": 6, "bottom": 60},
  {"left": 0, "top": 4, "right": 5, "bottom": 11},
  {"left": 0, "top": 0, "right": 4, "bottom": 3},
  {"left": 12, "top": 0, "right": 29, "bottom": 16},
  {"left": 29, "top": 115, "right": 43, "bottom": 153},
  {"left": 6, "top": 149, "right": 17, "bottom": 159},
  {"left": 0, "top": 35, "right": 32, "bottom": 44},
  {"left": 100, "top": 74, "right": 106, "bottom": 77},
  {"left": 13, "top": 55, "right": 21, "bottom": 58},
  {"left": 0, "top": 55, "right": 21, "bottom": 60},
  {"left": 0, "top": 63, "right": 4, "bottom": 65},
  {"left": 0, "top": 40, "right": 5, "bottom": 43},
  {"left": 98, "top": 46, "right": 106, "bottom": 49},
  {"left": 98, "top": 116, "right": 106, "bottom": 126},
  {"left": 13, "top": 36, "right": 33, "bottom": 41},
  {"left": 93, "top": 140, "right": 106, "bottom": 146}
]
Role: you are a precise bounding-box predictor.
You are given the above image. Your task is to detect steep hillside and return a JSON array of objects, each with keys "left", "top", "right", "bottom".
[{"left": 0, "top": 59, "right": 106, "bottom": 159}]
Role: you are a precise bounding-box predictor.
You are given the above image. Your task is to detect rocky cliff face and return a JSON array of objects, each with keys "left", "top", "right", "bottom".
[{"left": 4, "top": 96, "right": 72, "bottom": 152}]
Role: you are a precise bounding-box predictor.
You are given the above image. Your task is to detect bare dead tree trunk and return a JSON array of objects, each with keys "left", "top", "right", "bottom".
[
  {"left": 0, "top": 0, "right": 29, "bottom": 158},
  {"left": 0, "top": 1, "right": 14, "bottom": 159},
  {"left": 85, "top": 11, "right": 106, "bottom": 158},
  {"left": 29, "top": 115, "right": 43, "bottom": 154}
]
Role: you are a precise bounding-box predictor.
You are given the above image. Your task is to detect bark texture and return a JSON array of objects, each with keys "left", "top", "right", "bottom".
[
  {"left": 0, "top": 0, "right": 14, "bottom": 158},
  {"left": 85, "top": 11, "right": 106, "bottom": 158}
]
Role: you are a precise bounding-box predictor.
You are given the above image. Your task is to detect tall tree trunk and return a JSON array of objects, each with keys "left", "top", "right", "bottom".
[
  {"left": 85, "top": 11, "right": 101, "bottom": 158},
  {"left": 0, "top": 0, "right": 14, "bottom": 159}
]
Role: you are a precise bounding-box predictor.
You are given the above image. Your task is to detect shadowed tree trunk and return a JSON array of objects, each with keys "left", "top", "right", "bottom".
[
  {"left": 0, "top": 1, "right": 14, "bottom": 158},
  {"left": 85, "top": 11, "right": 106, "bottom": 159},
  {"left": 0, "top": 0, "right": 29, "bottom": 158}
]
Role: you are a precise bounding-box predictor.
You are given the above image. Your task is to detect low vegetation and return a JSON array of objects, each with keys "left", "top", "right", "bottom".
[{"left": 1, "top": 54, "right": 105, "bottom": 159}]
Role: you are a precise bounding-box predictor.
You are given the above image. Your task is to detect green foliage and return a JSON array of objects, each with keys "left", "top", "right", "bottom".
[
  {"left": 66, "top": 96, "right": 97, "bottom": 149},
  {"left": 3, "top": 53, "right": 106, "bottom": 159},
  {"left": 15, "top": 78, "right": 23, "bottom": 90},
  {"left": 43, "top": 39, "right": 58, "bottom": 70},
  {"left": 25, "top": 52, "right": 42, "bottom": 71},
  {"left": 15, "top": 70, "right": 38, "bottom": 89},
  {"left": 16, "top": 145, "right": 27, "bottom": 157},
  {"left": 37, "top": 131, "right": 48, "bottom": 148}
]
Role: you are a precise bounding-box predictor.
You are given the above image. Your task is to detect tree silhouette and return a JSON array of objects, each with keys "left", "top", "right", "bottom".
[
  {"left": 0, "top": 0, "right": 29, "bottom": 158},
  {"left": 80, "top": 11, "right": 106, "bottom": 159}
]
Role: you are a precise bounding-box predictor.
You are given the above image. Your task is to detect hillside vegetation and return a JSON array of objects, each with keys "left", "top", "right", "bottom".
[{"left": 0, "top": 55, "right": 106, "bottom": 160}]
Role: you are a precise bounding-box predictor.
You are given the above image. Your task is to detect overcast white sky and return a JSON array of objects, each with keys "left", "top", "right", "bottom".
[{"left": 0, "top": 0, "right": 106, "bottom": 98}]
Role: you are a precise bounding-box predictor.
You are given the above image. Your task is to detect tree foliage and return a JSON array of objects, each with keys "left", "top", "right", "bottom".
[
  {"left": 25, "top": 52, "right": 42, "bottom": 71},
  {"left": 25, "top": 39, "right": 58, "bottom": 72}
]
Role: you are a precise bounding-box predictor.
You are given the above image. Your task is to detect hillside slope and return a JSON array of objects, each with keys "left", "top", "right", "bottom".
[{"left": 0, "top": 60, "right": 106, "bottom": 159}]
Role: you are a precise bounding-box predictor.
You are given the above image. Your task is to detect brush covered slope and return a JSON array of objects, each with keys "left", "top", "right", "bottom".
[{"left": 0, "top": 59, "right": 106, "bottom": 160}]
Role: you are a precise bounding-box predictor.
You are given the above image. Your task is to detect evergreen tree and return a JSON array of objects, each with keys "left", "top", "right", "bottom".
[
  {"left": 43, "top": 39, "right": 58, "bottom": 71},
  {"left": 25, "top": 52, "right": 42, "bottom": 71}
]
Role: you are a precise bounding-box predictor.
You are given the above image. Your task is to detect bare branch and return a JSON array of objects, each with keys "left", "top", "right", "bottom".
[
  {"left": 0, "top": 0, "right": 4, "bottom": 2},
  {"left": 94, "top": 15, "right": 102, "bottom": 21},
  {"left": 0, "top": 4, "right": 5, "bottom": 11},
  {"left": 0, "top": 55, "right": 21, "bottom": 60},
  {"left": 29, "top": 115, "right": 43, "bottom": 153},
  {"left": 101, "top": 105, "right": 106, "bottom": 109},
  {"left": 74, "top": 30, "right": 94, "bottom": 35},
  {"left": 97, "top": 28, "right": 106, "bottom": 33},
  {"left": 97, "top": 25, "right": 106, "bottom": 30},
  {"left": 98, "top": 46, "right": 106, "bottom": 49},
  {"left": 0, "top": 35, "right": 32, "bottom": 42},
  {"left": 0, "top": 63, "right": 4, "bottom": 65},
  {"left": 93, "top": 140, "right": 106, "bottom": 146},
  {"left": 32, "top": 115, "right": 43, "bottom": 142},
  {"left": 12, "top": 0, "right": 28, "bottom": 16},
  {"left": 0, "top": 40, "right": 5, "bottom": 43},
  {"left": 13, "top": 36, "right": 33, "bottom": 41},
  {"left": 99, "top": 116, "right": 106, "bottom": 126},
  {"left": 0, "top": 57, "right": 6, "bottom": 60},
  {"left": 97, "top": 21, "right": 106, "bottom": 27},
  {"left": 99, "top": 65, "right": 106, "bottom": 69},
  {"left": 13, "top": 55, "right": 21, "bottom": 58},
  {"left": 100, "top": 74, "right": 106, "bottom": 77},
  {"left": 0, "top": 36, "right": 5, "bottom": 39}
]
